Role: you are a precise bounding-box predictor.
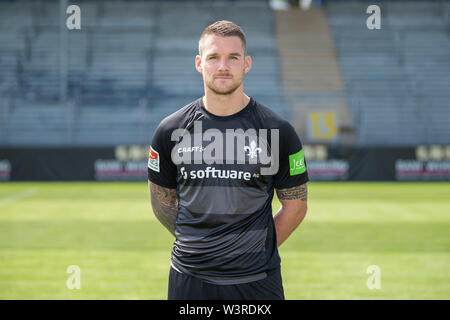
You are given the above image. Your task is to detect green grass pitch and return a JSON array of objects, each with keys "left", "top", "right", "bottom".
[{"left": 0, "top": 182, "right": 449, "bottom": 299}]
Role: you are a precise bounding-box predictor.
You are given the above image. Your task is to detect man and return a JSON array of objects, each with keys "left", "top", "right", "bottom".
[{"left": 148, "top": 20, "right": 308, "bottom": 300}]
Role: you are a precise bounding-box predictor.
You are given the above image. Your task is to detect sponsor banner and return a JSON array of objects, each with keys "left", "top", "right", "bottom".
[
  {"left": 307, "top": 160, "right": 349, "bottom": 181},
  {"left": 95, "top": 160, "right": 147, "bottom": 181},
  {"left": 0, "top": 145, "right": 448, "bottom": 182},
  {"left": 94, "top": 145, "right": 150, "bottom": 181},
  {"left": 396, "top": 160, "right": 450, "bottom": 181},
  {"left": 0, "top": 160, "right": 11, "bottom": 181}
]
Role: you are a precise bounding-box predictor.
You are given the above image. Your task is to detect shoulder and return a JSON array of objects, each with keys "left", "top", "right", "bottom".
[
  {"left": 252, "top": 98, "right": 294, "bottom": 132},
  {"left": 155, "top": 99, "right": 201, "bottom": 134}
]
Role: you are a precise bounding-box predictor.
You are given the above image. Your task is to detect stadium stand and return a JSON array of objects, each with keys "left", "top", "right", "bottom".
[
  {"left": 327, "top": 1, "right": 450, "bottom": 146},
  {"left": 275, "top": 6, "right": 355, "bottom": 145},
  {"left": 0, "top": 0, "right": 285, "bottom": 146},
  {"left": 0, "top": 1, "right": 449, "bottom": 147}
]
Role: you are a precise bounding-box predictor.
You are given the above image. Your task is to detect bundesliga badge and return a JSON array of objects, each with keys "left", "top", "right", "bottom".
[{"left": 148, "top": 146, "right": 160, "bottom": 172}]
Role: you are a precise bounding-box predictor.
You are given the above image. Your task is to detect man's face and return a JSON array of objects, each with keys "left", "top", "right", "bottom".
[{"left": 196, "top": 34, "right": 251, "bottom": 96}]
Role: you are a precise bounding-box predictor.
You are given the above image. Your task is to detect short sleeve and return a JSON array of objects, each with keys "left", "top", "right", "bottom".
[
  {"left": 272, "top": 121, "right": 309, "bottom": 189},
  {"left": 147, "top": 122, "right": 177, "bottom": 189}
]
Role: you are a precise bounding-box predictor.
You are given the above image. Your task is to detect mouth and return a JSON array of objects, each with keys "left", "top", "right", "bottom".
[{"left": 215, "top": 75, "right": 232, "bottom": 79}]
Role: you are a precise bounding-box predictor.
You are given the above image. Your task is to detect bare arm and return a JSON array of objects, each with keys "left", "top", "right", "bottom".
[
  {"left": 274, "top": 183, "right": 308, "bottom": 247},
  {"left": 148, "top": 180, "right": 178, "bottom": 237}
]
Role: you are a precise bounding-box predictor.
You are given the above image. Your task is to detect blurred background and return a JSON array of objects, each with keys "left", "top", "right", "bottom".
[
  {"left": 0, "top": 0, "right": 449, "bottom": 300},
  {"left": 0, "top": 0, "right": 449, "bottom": 181}
]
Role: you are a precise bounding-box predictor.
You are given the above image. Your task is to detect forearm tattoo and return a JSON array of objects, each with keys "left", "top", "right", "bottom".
[
  {"left": 149, "top": 182, "right": 178, "bottom": 236},
  {"left": 276, "top": 183, "right": 308, "bottom": 201}
]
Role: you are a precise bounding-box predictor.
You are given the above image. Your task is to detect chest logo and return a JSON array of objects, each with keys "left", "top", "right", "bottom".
[
  {"left": 244, "top": 140, "right": 262, "bottom": 159},
  {"left": 170, "top": 121, "right": 279, "bottom": 175}
]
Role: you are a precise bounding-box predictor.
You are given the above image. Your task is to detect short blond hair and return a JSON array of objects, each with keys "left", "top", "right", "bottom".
[{"left": 199, "top": 20, "right": 247, "bottom": 55}]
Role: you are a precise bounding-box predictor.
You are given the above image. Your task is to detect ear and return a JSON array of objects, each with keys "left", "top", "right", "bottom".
[
  {"left": 195, "top": 55, "right": 202, "bottom": 74},
  {"left": 244, "top": 55, "right": 252, "bottom": 74}
]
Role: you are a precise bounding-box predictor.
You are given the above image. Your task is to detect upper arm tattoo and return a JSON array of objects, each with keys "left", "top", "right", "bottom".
[
  {"left": 276, "top": 183, "right": 307, "bottom": 201},
  {"left": 149, "top": 182, "right": 178, "bottom": 236}
]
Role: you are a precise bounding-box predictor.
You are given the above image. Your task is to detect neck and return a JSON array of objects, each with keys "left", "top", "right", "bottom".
[{"left": 202, "top": 88, "right": 250, "bottom": 117}]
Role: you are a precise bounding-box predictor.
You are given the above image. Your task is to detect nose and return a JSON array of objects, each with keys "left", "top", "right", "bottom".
[{"left": 217, "top": 57, "right": 229, "bottom": 71}]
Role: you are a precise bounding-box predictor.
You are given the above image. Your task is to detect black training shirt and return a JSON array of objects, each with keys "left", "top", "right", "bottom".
[{"left": 148, "top": 97, "right": 309, "bottom": 285}]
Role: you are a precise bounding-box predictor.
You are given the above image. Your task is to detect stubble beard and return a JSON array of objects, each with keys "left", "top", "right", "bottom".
[{"left": 204, "top": 73, "right": 244, "bottom": 96}]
